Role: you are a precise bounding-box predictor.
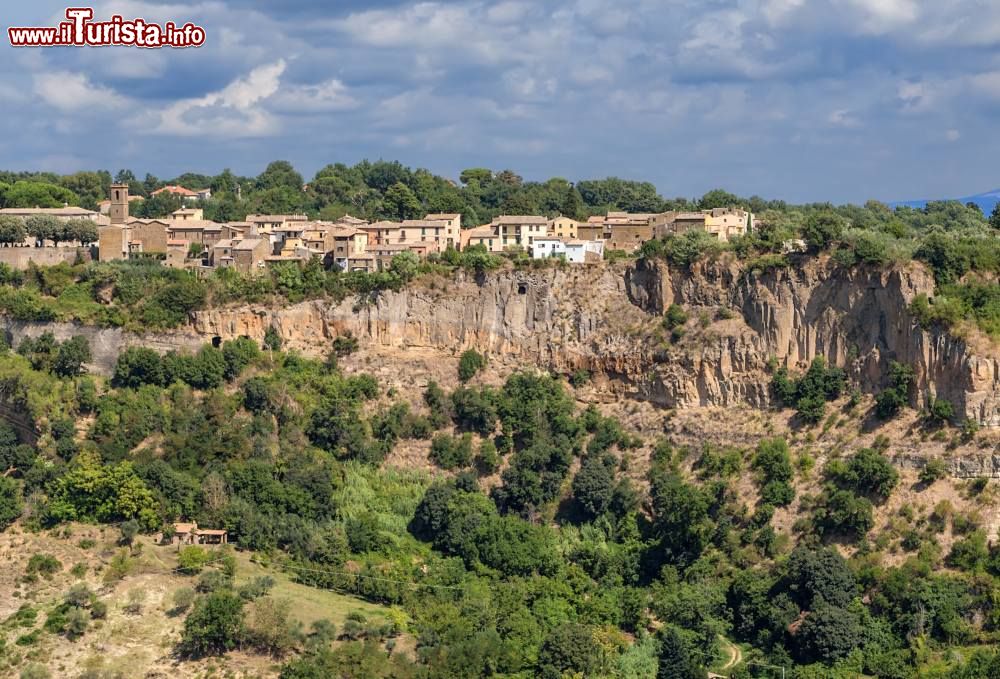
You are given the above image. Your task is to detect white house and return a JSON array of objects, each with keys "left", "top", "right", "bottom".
[
  {"left": 531, "top": 237, "right": 566, "bottom": 259},
  {"left": 564, "top": 239, "right": 605, "bottom": 263}
]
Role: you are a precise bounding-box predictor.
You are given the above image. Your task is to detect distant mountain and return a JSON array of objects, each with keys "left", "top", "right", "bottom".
[{"left": 891, "top": 189, "right": 1000, "bottom": 215}]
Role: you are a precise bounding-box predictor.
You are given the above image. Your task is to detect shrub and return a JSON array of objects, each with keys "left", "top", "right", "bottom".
[
  {"left": 25, "top": 553, "right": 61, "bottom": 579},
  {"left": 172, "top": 587, "right": 196, "bottom": 614},
  {"left": 927, "top": 397, "right": 954, "bottom": 425},
  {"left": 663, "top": 304, "right": 688, "bottom": 331},
  {"left": 0, "top": 476, "right": 22, "bottom": 531},
  {"left": 919, "top": 458, "right": 948, "bottom": 484},
  {"left": 814, "top": 488, "right": 874, "bottom": 538},
  {"left": 429, "top": 433, "right": 474, "bottom": 470},
  {"left": 827, "top": 448, "right": 898, "bottom": 502},
  {"left": 179, "top": 589, "right": 246, "bottom": 658},
  {"left": 177, "top": 546, "right": 212, "bottom": 575},
  {"left": 752, "top": 438, "right": 795, "bottom": 507},
  {"left": 875, "top": 361, "right": 915, "bottom": 420},
  {"left": 457, "top": 349, "right": 486, "bottom": 382}
]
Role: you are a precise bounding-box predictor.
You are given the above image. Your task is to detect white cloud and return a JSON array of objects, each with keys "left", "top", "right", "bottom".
[
  {"left": 155, "top": 60, "right": 286, "bottom": 137},
  {"left": 270, "top": 79, "right": 360, "bottom": 113},
  {"left": 33, "top": 71, "right": 128, "bottom": 111},
  {"left": 828, "top": 109, "right": 861, "bottom": 127},
  {"left": 945, "top": 129, "right": 960, "bottom": 141}
]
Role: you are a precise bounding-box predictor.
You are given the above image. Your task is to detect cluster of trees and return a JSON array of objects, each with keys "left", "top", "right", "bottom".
[
  {"left": 771, "top": 357, "right": 846, "bottom": 423},
  {"left": 0, "top": 215, "right": 98, "bottom": 247}
]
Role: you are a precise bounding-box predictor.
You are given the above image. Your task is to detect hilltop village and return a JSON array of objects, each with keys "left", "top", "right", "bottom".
[{"left": 0, "top": 182, "right": 753, "bottom": 272}]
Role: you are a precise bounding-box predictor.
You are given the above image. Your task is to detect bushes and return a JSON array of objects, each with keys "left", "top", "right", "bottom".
[
  {"left": 826, "top": 448, "right": 898, "bottom": 501},
  {"left": 813, "top": 488, "right": 874, "bottom": 538},
  {"left": 179, "top": 589, "right": 246, "bottom": 657},
  {"left": 771, "top": 357, "right": 846, "bottom": 423},
  {"left": 0, "top": 476, "right": 22, "bottom": 531},
  {"left": 457, "top": 349, "right": 486, "bottom": 382},
  {"left": 752, "top": 437, "right": 795, "bottom": 507},
  {"left": 429, "top": 432, "right": 473, "bottom": 470},
  {"left": 875, "top": 361, "right": 915, "bottom": 420}
]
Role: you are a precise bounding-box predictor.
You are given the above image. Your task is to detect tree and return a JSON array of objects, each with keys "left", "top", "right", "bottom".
[
  {"left": 179, "top": 589, "right": 246, "bottom": 657},
  {"left": 5, "top": 181, "right": 77, "bottom": 208},
  {"left": 802, "top": 211, "right": 847, "bottom": 251},
  {"left": 0, "top": 215, "right": 26, "bottom": 246},
  {"left": 537, "top": 622, "right": 601, "bottom": 679},
  {"left": 990, "top": 203, "right": 1000, "bottom": 230},
  {"left": 876, "top": 361, "right": 915, "bottom": 419},
  {"left": 828, "top": 448, "right": 898, "bottom": 501},
  {"left": 63, "top": 218, "right": 99, "bottom": 245},
  {"left": 657, "top": 627, "right": 705, "bottom": 679},
  {"left": 222, "top": 337, "right": 260, "bottom": 381},
  {"left": 263, "top": 326, "right": 282, "bottom": 351},
  {"left": 112, "top": 347, "right": 165, "bottom": 388},
  {"left": 382, "top": 182, "right": 421, "bottom": 220},
  {"left": 795, "top": 603, "right": 863, "bottom": 664},
  {"left": 0, "top": 476, "right": 22, "bottom": 531},
  {"left": 24, "top": 214, "right": 62, "bottom": 246},
  {"left": 458, "top": 349, "right": 486, "bottom": 382},
  {"left": 572, "top": 455, "right": 615, "bottom": 520},
  {"left": 561, "top": 185, "right": 583, "bottom": 220},
  {"left": 389, "top": 251, "right": 419, "bottom": 282},
  {"left": 257, "top": 161, "right": 304, "bottom": 192},
  {"left": 53, "top": 335, "right": 91, "bottom": 377}
]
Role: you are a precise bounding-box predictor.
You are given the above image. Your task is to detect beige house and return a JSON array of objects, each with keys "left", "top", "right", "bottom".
[
  {"left": 359, "top": 221, "right": 402, "bottom": 247},
  {"left": 245, "top": 214, "right": 309, "bottom": 235},
  {"left": 330, "top": 227, "right": 369, "bottom": 269},
  {"left": 170, "top": 207, "right": 204, "bottom": 221},
  {"left": 461, "top": 225, "right": 503, "bottom": 252},
  {"left": 491, "top": 215, "right": 548, "bottom": 250},
  {"left": 424, "top": 213, "right": 462, "bottom": 248},
  {"left": 548, "top": 216, "right": 579, "bottom": 240},
  {"left": 704, "top": 208, "right": 750, "bottom": 241},
  {"left": 232, "top": 238, "right": 270, "bottom": 274}
]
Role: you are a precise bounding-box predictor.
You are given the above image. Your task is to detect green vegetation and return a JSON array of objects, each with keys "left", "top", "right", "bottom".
[
  {"left": 0, "top": 260, "right": 996, "bottom": 677},
  {"left": 771, "top": 357, "right": 846, "bottom": 423},
  {"left": 457, "top": 348, "right": 486, "bottom": 382},
  {"left": 875, "top": 361, "right": 916, "bottom": 419}
]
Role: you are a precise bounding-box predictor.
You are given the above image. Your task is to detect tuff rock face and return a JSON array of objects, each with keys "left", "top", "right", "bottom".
[
  {"left": 187, "top": 258, "right": 999, "bottom": 428},
  {"left": 4, "top": 258, "right": 994, "bottom": 427}
]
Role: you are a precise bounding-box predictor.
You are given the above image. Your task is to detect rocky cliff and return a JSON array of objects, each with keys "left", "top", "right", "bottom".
[
  {"left": 5, "top": 258, "right": 995, "bottom": 427},
  {"left": 186, "top": 258, "right": 999, "bottom": 427}
]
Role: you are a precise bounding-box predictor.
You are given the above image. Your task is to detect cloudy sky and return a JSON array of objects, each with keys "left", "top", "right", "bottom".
[{"left": 2, "top": 0, "right": 998, "bottom": 203}]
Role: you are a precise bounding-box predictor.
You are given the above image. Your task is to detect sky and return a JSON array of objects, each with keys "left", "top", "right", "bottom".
[{"left": 1, "top": 0, "right": 998, "bottom": 204}]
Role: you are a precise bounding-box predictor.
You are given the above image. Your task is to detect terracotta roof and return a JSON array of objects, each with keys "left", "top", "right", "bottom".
[
  {"left": 492, "top": 215, "right": 548, "bottom": 225},
  {"left": 401, "top": 219, "right": 450, "bottom": 227},
  {"left": 196, "top": 529, "right": 227, "bottom": 536},
  {"left": 0, "top": 206, "right": 98, "bottom": 216},
  {"left": 166, "top": 220, "right": 222, "bottom": 230},
  {"left": 425, "top": 213, "right": 460, "bottom": 220},
  {"left": 214, "top": 239, "right": 234, "bottom": 249},
  {"left": 245, "top": 213, "right": 308, "bottom": 223},
  {"left": 464, "top": 225, "right": 497, "bottom": 237},
  {"left": 152, "top": 185, "right": 200, "bottom": 197},
  {"left": 234, "top": 238, "right": 265, "bottom": 251},
  {"left": 173, "top": 522, "right": 197, "bottom": 533}
]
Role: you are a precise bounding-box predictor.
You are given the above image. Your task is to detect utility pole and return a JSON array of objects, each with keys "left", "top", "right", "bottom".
[{"left": 746, "top": 660, "right": 786, "bottom": 679}]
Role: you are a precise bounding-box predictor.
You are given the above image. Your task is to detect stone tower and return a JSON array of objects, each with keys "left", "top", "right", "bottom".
[
  {"left": 109, "top": 183, "right": 129, "bottom": 225},
  {"left": 99, "top": 183, "right": 131, "bottom": 260}
]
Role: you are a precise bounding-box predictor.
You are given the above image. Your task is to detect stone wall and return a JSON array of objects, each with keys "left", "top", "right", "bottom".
[{"left": 0, "top": 246, "right": 92, "bottom": 269}]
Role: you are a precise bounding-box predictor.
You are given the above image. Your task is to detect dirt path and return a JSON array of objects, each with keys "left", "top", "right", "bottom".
[{"left": 718, "top": 634, "right": 742, "bottom": 671}]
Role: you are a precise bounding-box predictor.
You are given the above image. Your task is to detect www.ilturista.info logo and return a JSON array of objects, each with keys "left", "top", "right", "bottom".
[{"left": 8, "top": 7, "right": 206, "bottom": 48}]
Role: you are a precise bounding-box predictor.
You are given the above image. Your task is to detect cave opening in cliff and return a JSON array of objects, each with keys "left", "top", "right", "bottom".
[
  {"left": 212, "top": 336, "right": 221, "bottom": 348},
  {"left": 518, "top": 283, "right": 527, "bottom": 295}
]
